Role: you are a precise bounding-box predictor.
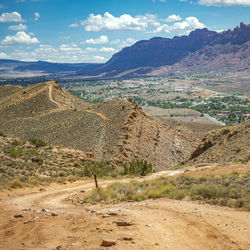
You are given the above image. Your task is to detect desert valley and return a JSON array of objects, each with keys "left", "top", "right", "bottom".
[{"left": 0, "top": 1, "right": 249, "bottom": 249}]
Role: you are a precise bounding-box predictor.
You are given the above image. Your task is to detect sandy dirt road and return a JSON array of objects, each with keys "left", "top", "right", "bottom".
[{"left": 0, "top": 168, "right": 249, "bottom": 250}]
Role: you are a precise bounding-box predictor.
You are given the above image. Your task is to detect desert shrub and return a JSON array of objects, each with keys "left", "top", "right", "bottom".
[
  {"left": 67, "top": 175, "right": 79, "bottom": 183},
  {"left": 83, "top": 162, "right": 117, "bottom": 177},
  {"left": 11, "top": 140, "right": 21, "bottom": 146},
  {"left": 29, "top": 138, "right": 47, "bottom": 148},
  {"left": 7, "top": 146, "right": 23, "bottom": 158},
  {"left": 124, "top": 159, "right": 153, "bottom": 176},
  {"left": 25, "top": 149, "right": 39, "bottom": 156},
  {"left": 0, "top": 168, "right": 6, "bottom": 173},
  {"left": 7, "top": 179, "right": 25, "bottom": 189},
  {"left": 82, "top": 172, "right": 250, "bottom": 210},
  {"left": 58, "top": 171, "right": 67, "bottom": 177},
  {"left": 0, "top": 131, "right": 6, "bottom": 137}
]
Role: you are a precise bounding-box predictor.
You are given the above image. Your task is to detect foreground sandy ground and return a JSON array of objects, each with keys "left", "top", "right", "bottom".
[{"left": 0, "top": 165, "right": 249, "bottom": 250}]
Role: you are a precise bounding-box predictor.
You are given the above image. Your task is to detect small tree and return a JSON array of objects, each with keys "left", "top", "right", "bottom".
[{"left": 124, "top": 159, "right": 153, "bottom": 176}]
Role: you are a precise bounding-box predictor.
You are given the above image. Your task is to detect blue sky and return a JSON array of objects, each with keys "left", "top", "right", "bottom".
[{"left": 0, "top": 0, "right": 249, "bottom": 63}]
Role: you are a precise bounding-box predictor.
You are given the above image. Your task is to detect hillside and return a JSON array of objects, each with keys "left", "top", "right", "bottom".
[
  {"left": 0, "top": 135, "right": 95, "bottom": 187},
  {"left": 188, "top": 120, "right": 250, "bottom": 164},
  {"left": 0, "top": 81, "right": 198, "bottom": 170}
]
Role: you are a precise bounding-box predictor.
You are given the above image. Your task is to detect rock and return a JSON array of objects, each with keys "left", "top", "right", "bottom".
[
  {"left": 51, "top": 212, "right": 58, "bottom": 216},
  {"left": 39, "top": 188, "right": 46, "bottom": 191},
  {"left": 102, "top": 214, "right": 110, "bottom": 218},
  {"left": 107, "top": 211, "right": 118, "bottom": 216},
  {"left": 31, "top": 156, "right": 43, "bottom": 165},
  {"left": 14, "top": 213, "right": 23, "bottom": 218},
  {"left": 23, "top": 220, "right": 33, "bottom": 224},
  {"left": 114, "top": 220, "right": 132, "bottom": 226},
  {"left": 121, "top": 236, "right": 133, "bottom": 241},
  {"left": 56, "top": 246, "right": 62, "bottom": 250},
  {"left": 80, "top": 189, "right": 85, "bottom": 193},
  {"left": 101, "top": 239, "right": 116, "bottom": 247},
  {"left": 42, "top": 208, "right": 50, "bottom": 213}
]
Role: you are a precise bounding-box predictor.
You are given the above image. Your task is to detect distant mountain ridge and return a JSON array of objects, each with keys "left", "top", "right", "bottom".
[
  {"left": 0, "top": 59, "right": 100, "bottom": 78},
  {"left": 0, "top": 23, "right": 249, "bottom": 79},
  {"left": 79, "top": 22, "right": 250, "bottom": 77}
]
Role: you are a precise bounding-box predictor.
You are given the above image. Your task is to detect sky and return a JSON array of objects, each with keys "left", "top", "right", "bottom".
[{"left": 0, "top": 0, "right": 249, "bottom": 63}]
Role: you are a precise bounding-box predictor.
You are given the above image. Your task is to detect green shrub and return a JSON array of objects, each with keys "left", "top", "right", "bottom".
[
  {"left": 11, "top": 140, "right": 21, "bottom": 146},
  {"left": 82, "top": 172, "right": 250, "bottom": 210},
  {"left": 0, "top": 131, "right": 6, "bottom": 137},
  {"left": 25, "top": 149, "right": 39, "bottom": 156},
  {"left": 7, "top": 179, "right": 25, "bottom": 189},
  {"left": 8, "top": 146, "right": 23, "bottom": 158},
  {"left": 29, "top": 138, "right": 47, "bottom": 148},
  {"left": 124, "top": 159, "right": 153, "bottom": 176},
  {"left": 83, "top": 162, "right": 117, "bottom": 177},
  {"left": 58, "top": 171, "right": 66, "bottom": 177}
]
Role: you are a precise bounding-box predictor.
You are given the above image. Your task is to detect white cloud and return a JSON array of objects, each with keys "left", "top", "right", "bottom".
[
  {"left": 165, "top": 14, "right": 182, "bottom": 22},
  {"left": 34, "top": 12, "right": 40, "bottom": 21},
  {"left": 153, "top": 16, "right": 205, "bottom": 34},
  {"left": 1, "top": 31, "right": 39, "bottom": 44},
  {"left": 110, "top": 38, "right": 137, "bottom": 49},
  {"left": 85, "top": 47, "right": 98, "bottom": 52},
  {"left": 85, "top": 35, "right": 109, "bottom": 44},
  {"left": 0, "top": 42, "right": 111, "bottom": 63},
  {"left": 69, "top": 23, "right": 79, "bottom": 28},
  {"left": 0, "top": 52, "right": 8, "bottom": 58},
  {"left": 198, "top": 0, "right": 250, "bottom": 6},
  {"left": 0, "top": 12, "right": 24, "bottom": 23},
  {"left": 8, "top": 23, "right": 27, "bottom": 30},
  {"left": 152, "top": 0, "right": 167, "bottom": 2},
  {"left": 93, "top": 56, "right": 106, "bottom": 62},
  {"left": 99, "top": 47, "right": 117, "bottom": 53},
  {"left": 81, "top": 12, "right": 159, "bottom": 32},
  {"left": 59, "top": 43, "right": 82, "bottom": 52}
]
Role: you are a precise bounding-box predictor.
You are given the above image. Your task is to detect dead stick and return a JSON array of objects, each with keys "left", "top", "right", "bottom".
[{"left": 94, "top": 174, "right": 98, "bottom": 189}]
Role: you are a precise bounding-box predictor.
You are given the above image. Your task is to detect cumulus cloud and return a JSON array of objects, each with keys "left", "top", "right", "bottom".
[
  {"left": 0, "top": 52, "right": 8, "bottom": 58},
  {"left": 198, "top": 0, "right": 250, "bottom": 6},
  {"left": 69, "top": 23, "right": 79, "bottom": 28},
  {"left": 153, "top": 16, "right": 205, "bottom": 34},
  {"left": 165, "top": 14, "right": 182, "bottom": 22},
  {"left": 93, "top": 56, "right": 106, "bottom": 61},
  {"left": 34, "top": 12, "right": 40, "bottom": 21},
  {"left": 99, "top": 47, "right": 117, "bottom": 53},
  {"left": 59, "top": 43, "right": 82, "bottom": 52},
  {"left": 85, "top": 35, "right": 108, "bottom": 44},
  {"left": 8, "top": 23, "right": 27, "bottom": 30},
  {"left": 30, "top": 44, "right": 108, "bottom": 63},
  {"left": 81, "top": 12, "right": 159, "bottom": 32},
  {"left": 85, "top": 47, "right": 98, "bottom": 52},
  {"left": 0, "top": 12, "right": 24, "bottom": 23},
  {"left": 1, "top": 31, "right": 39, "bottom": 44},
  {"left": 110, "top": 38, "right": 137, "bottom": 48},
  {"left": 0, "top": 42, "right": 113, "bottom": 63}
]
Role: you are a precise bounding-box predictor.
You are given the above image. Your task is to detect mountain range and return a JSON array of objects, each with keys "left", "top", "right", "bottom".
[{"left": 0, "top": 23, "right": 249, "bottom": 79}]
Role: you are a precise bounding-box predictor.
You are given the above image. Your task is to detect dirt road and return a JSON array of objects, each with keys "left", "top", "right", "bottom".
[{"left": 0, "top": 168, "right": 249, "bottom": 250}]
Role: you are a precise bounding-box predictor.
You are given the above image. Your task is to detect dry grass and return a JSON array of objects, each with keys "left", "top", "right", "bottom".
[{"left": 82, "top": 170, "right": 250, "bottom": 210}]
